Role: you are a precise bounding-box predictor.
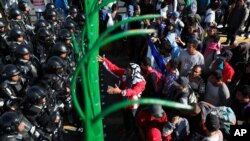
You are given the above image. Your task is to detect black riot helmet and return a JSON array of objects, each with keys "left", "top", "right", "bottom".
[
  {"left": 18, "top": 1, "right": 29, "bottom": 12},
  {"left": 52, "top": 42, "right": 68, "bottom": 55},
  {"left": 34, "top": 19, "right": 49, "bottom": 32},
  {"left": 58, "top": 29, "right": 71, "bottom": 41},
  {"left": 64, "top": 20, "right": 76, "bottom": 31},
  {"left": 47, "top": 56, "right": 65, "bottom": 73},
  {"left": 0, "top": 111, "right": 22, "bottom": 134},
  {"left": 45, "top": 9, "right": 57, "bottom": 20},
  {"left": 37, "top": 27, "right": 51, "bottom": 40},
  {"left": 46, "top": 3, "right": 56, "bottom": 10},
  {"left": 9, "top": 8, "right": 22, "bottom": 19},
  {"left": 2, "top": 64, "right": 20, "bottom": 79},
  {"left": 69, "top": 6, "right": 78, "bottom": 13},
  {"left": 8, "top": 28, "right": 24, "bottom": 41},
  {"left": 26, "top": 86, "right": 47, "bottom": 105},
  {"left": 14, "top": 44, "right": 30, "bottom": 58}
]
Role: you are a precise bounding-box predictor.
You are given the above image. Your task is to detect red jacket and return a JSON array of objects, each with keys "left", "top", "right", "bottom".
[
  {"left": 136, "top": 109, "right": 171, "bottom": 141},
  {"left": 103, "top": 58, "right": 146, "bottom": 109},
  {"left": 222, "top": 62, "right": 235, "bottom": 83}
]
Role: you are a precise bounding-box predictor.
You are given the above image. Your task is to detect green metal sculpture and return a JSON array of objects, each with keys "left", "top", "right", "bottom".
[{"left": 70, "top": 0, "right": 193, "bottom": 140}]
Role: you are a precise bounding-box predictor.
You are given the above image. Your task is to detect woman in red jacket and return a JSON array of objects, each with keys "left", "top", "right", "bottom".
[{"left": 97, "top": 55, "right": 146, "bottom": 135}]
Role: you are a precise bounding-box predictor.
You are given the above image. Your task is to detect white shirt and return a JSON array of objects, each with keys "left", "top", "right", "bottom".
[
  {"left": 204, "top": 8, "right": 216, "bottom": 24},
  {"left": 177, "top": 50, "right": 204, "bottom": 76}
]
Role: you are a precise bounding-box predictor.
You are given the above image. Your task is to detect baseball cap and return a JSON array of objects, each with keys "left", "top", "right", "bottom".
[{"left": 173, "top": 76, "right": 189, "bottom": 87}]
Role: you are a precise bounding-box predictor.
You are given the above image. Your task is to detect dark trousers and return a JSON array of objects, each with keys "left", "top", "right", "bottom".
[
  {"left": 226, "top": 26, "right": 238, "bottom": 44},
  {"left": 122, "top": 108, "right": 137, "bottom": 133}
]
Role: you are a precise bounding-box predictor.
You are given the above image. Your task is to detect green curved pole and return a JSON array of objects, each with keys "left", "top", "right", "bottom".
[
  {"left": 95, "top": 14, "right": 161, "bottom": 48},
  {"left": 86, "top": 29, "right": 156, "bottom": 59},
  {"left": 92, "top": 98, "right": 194, "bottom": 126}
]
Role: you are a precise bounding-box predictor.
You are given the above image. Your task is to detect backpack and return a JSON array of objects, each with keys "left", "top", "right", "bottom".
[
  {"left": 199, "top": 101, "right": 236, "bottom": 135},
  {"left": 210, "top": 106, "right": 236, "bottom": 135}
]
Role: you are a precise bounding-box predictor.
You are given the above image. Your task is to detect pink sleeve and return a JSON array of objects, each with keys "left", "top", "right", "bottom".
[{"left": 103, "top": 58, "right": 125, "bottom": 78}]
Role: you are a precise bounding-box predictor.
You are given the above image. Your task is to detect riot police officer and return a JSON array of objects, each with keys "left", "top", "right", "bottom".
[
  {"left": 17, "top": 1, "right": 32, "bottom": 26},
  {"left": 14, "top": 44, "right": 41, "bottom": 85},
  {"left": 57, "top": 29, "right": 76, "bottom": 62},
  {"left": 45, "top": 9, "right": 62, "bottom": 35},
  {"left": 0, "top": 111, "right": 29, "bottom": 141},
  {"left": 44, "top": 3, "right": 65, "bottom": 23},
  {"left": 63, "top": 20, "right": 80, "bottom": 42},
  {"left": 0, "top": 64, "right": 28, "bottom": 100},
  {"left": 66, "top": 6, "right": 78, "bottom": 21},
  {"left": 53, "top": 41, "right": 75, "bottom": 74},
  {"left": 0, "top": 111, "right": 49, "bottom": 141},
  {"left": 33, "top": 27, "right": 55, "bottom": 64},
  {"left": 23, "top": 86, "right": 63, "bottom": 141},
  {"left": 34, "top": 19, "right": 50, "bottom": 32},
  {"left": 44, "top": 54, "right": 73, "bottom": 125},
  {"left": 8, "top": 28, "right": 33, "bottom": 61},
  {"left": 39, "top": 56, "right": 70, "bottom": 97},
  {"left": 8, "top": 8, "right": 34, "bottom": 41}
]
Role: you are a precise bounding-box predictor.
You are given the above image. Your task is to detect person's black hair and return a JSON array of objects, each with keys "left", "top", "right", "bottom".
[
  {"left": 237, "top": 85, "right": 250, "bottom": 97},
  {"left": 211, "top": 34, "right": 220, "bottom": 42},
  {"left": 187, "top": 38, "right": 199, "bottom": 48},
  {"left": 168, "top": 59, "right": 178, "bottom": 70},
  {"left": 205, "top": 113, "right": 220, "bottom": 132},
  {"left": 160, "top": 1, "right": 168, "bottom": 8},
  {"left": 170, "top": 110, "right": 181, "bottom": 119},
  {"left": 192, "top": 65, "right": 202, "bottom": 74},
  {"left": 211, "top": 69, "right": 223, "bottom": 80},
  {"left": 111, "top": 3, "right": 118, "bottom": 11},
  {"left": 141, "top": 57, "right": 152, "bottom": 67},
  {"left": 210, "top": 2, "right": 221, "bottom": 10}
]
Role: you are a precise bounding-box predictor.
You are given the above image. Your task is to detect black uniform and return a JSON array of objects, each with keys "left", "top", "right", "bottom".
[
  {"left": 14, "top": 44, "right": 41, "bottom": 85},
  {"left": 0, "top": 64, "right": 28, "bottom": 100},
  {"left": 23, "top": 86, "right": 63, "bottom": 141},
  {"left": 33, "top": 28, "right": 55, "bottom": 64}
]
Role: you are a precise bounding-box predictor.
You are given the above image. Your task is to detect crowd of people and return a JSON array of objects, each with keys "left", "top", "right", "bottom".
[
  {"left": 99, "top": 0, "right": 250, "bottom": 141},
  {"left": 0, "top": 0, "right": 250, "bottom": 141}
]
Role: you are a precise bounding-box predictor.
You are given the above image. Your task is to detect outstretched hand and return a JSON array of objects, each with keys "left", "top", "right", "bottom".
[
  {"left": 107, "top": 84, "right": 122, "bottom": 95},
  {"left": 97, "top": 55, "right": 105, "bottom": 62}
]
